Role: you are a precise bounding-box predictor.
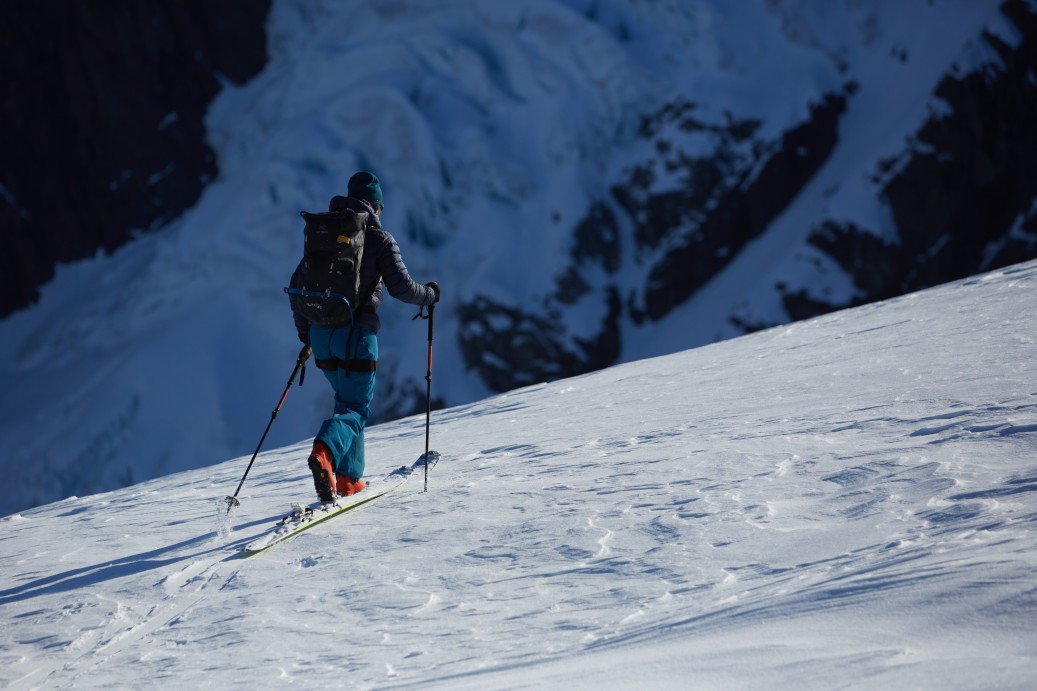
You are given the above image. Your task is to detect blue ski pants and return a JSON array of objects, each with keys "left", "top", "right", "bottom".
[{"left": 309, "top": 324, "right": 377, "bottom": 480}]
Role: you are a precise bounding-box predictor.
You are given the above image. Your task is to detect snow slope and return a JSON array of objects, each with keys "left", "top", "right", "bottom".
[{"left": 3, "top": 260, "right": 1035, "bottom": 689}]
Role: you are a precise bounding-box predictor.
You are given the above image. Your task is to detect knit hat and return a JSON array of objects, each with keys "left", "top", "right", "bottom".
[{"left": 347, "top": 171, "right": 383, "bottom": 211}]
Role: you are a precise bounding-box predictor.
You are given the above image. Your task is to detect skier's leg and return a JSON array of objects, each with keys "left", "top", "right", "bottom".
[{"left": 315, "top": 328, "right": 377, "bottom": 481}]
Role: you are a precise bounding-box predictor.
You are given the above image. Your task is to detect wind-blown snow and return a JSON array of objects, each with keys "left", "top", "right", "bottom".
[{"left": 3, "top": 260, "right": 1035, "bottom": 689}]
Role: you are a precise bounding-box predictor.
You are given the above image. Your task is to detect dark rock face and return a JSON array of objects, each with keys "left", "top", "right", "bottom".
[
  {"left": 638, "top": 91, "right": 849, "bottom": 323},
  {"left": 458, "top": 289, "right": 622, "bottom": 393},
  {"left": 0, "top": 1, "right": 270, "bottom": 318},
  {"left": 459, "top": 87, "right": 851, "bottom": 392},
  {"left": 795, "top": 0, "right": 1037, "bottom": 318},
  {"left": 459, "top": 0, "right": 1037, "bottom": 394}
]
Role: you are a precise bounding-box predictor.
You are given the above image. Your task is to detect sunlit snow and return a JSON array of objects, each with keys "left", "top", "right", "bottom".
[{"left": 2, "top": 261, "right": 1035, "bottom": 689}]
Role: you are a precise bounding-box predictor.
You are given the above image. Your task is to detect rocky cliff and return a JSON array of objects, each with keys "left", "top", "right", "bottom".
[
  {"left": 0, "top": 1, "right": 269, "bottom": 318},
  {"left": 458, "top": 0, "right": 1037, "bottom": 392}
]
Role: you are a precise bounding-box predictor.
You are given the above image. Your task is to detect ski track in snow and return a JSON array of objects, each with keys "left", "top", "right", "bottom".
[{"left": 1, "top": 262, "right": 1036, "bottom": 688}]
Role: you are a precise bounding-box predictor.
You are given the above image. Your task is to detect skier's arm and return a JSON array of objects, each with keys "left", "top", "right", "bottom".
[
  {"left": 375, "top": 232, "right": 438, "bottom": 306},
  {"left": 287, "top": 261, "right": 311, "bottom": 343}
]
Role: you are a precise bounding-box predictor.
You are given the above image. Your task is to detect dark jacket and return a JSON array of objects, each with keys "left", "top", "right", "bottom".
[{"left": 290, "top": 196, "right": 436, "bottom": 338}]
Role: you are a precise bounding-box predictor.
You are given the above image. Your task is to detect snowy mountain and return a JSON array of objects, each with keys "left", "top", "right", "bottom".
[
  {"left": 2, "top": 260, "right": 1035, "bottom": 689},
  {"left": 2, "top": 1, "right": 1036, "bottom": 515}
]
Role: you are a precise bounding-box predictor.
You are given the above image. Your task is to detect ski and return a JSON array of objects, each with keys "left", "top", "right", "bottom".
[{"left": 240, "top": 451, "right": 440, "bottom": 556}]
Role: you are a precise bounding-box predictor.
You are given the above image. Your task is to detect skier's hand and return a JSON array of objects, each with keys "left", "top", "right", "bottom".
[
  {"left": 297, "top": 330, "right": 310, "bottom": 346},
  {"left": 427, "top": 281, "right": 440, "bottom": 304}
]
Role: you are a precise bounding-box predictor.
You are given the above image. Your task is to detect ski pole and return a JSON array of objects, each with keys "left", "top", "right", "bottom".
[
  {"left": 423, "top": 303, "right": 435, "bottom": 491},
  {"left": 225, "top": 344, "right": 311, "bottom": 513},
  {"left": 413, "top": 301, "right": 436, "bottom": 491}
]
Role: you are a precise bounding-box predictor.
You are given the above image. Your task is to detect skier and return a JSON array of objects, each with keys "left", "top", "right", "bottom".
[{"left": 289, "top": 171, "right": 440, "bottom": 502}]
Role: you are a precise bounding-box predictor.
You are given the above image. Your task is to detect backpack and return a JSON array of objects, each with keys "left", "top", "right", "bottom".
[{"left": 288, "top": 207, "right": 368, "bottom": 326}]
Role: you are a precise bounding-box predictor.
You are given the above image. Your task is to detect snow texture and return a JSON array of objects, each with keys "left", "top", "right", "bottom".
[{"left": 2, "top": 260, "right": 1036, "bottom": 689}]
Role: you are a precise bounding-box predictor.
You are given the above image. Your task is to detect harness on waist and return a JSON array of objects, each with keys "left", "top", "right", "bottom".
[{"left": 314, "top": 357, "right": 377, "bottom": 373}]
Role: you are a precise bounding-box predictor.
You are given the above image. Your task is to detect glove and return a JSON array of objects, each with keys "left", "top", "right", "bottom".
[
  {"left": 427, "top": 281, "right": 441, "bottom": 304},
  {"left": 297, "top": 330, "right": 310, "bottom": 346}
]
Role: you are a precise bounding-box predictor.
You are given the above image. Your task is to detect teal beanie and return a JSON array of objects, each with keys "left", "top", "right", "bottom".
[{"left": 347, "top": 171, "right": 383, "bottom": 210}]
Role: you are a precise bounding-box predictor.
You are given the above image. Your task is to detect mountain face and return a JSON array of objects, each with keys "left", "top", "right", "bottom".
[
  {"left": 803, "top": 0, "right": 1037, "bottom": 316},
  {"left": 1, "top": 1, "right": 1036, "bottom": 516},
  {"left": 458, "top": 89, "right": 852, "bottom": 390},
  {"left": 459, "top": 0, "right": 1037, "bottom": 392},
  {"left": 0, "top": 2, "right": 270, "bottom": 318}
]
